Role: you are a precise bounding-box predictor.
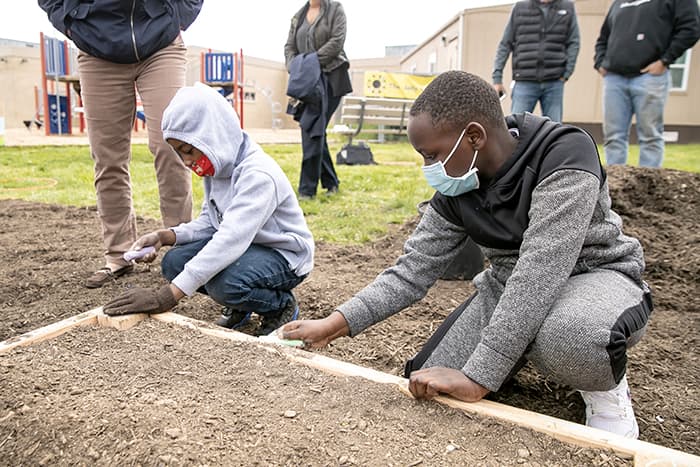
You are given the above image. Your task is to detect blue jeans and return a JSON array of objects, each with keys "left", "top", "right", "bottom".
[
  {"left": 161, "top": 239, "right": 305, "bottom": 315},
  {"left": 511, "top": 79, "right": 565, "bottom": 122},
  {"left": 602, "top": 71, "right": 670, "bottom": 168}
]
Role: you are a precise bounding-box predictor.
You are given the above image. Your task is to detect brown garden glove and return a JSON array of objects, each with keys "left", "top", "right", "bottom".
[{"left": 103, "top": 285, "right": 178, "bottom": 316}]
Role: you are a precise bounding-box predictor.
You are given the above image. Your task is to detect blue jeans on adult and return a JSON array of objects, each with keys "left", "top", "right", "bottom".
[
  {"left": 602, "top": 71, "right": 670, "bottom": 168},
  {"left": 161, "top": 239, "right": 305, "bottom": 315},
  {"left": 511, "top": 79, "right": 565, "bottom": 122}
]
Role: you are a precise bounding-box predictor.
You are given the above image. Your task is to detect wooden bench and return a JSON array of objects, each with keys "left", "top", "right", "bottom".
[{"left": 331, "top": 96, "right": 414, "bottom": 144}]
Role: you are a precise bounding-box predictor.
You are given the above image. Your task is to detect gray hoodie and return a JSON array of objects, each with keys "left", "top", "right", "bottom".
[{"left": 161, "top": 84, "right": 314, "bottom": 296}]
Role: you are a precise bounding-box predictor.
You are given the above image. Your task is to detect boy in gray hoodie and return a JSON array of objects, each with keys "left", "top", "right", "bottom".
[
  {"left": 281, "top": 71, "right": 652, "bottom": 439},
  {"left": 104, "top": 84, "right": 314, "bottom": 336}
]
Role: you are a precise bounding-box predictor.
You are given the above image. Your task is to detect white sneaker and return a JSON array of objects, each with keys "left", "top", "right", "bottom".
[{"left": 579, "top": 375, "right": 639, "bottom": 439}]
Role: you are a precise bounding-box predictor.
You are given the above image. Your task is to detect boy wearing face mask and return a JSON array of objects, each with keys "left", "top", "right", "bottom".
[
  {"left": 281, "top": 71, "right": 651, "bottom": 439},
  {"left": 103, "top": 84, "right": 314, "bottom": 337}
]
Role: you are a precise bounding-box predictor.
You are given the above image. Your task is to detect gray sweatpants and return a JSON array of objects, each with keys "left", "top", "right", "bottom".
[{"left": 405, "top": 269, "right": 651, "bottom": 392}]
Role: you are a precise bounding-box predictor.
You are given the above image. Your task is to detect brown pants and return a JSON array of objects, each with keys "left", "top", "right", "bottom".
[{"left": 78, "top": 38, "right": 193, "bottom": 269}]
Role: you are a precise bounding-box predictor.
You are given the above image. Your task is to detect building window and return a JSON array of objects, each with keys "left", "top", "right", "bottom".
[
  {"left": 244, "top": 91, "right": 256, "bottom": 102},
  {"left": 670, "top": 50, "right": 691, "bottom": 91},
  {"left": 428, "top": 51, "right": 437, "bottom": 74}
]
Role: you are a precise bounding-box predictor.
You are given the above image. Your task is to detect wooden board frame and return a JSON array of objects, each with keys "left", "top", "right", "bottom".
[{"left": 1, "top": 310, "right": 698, "bottom": 466}]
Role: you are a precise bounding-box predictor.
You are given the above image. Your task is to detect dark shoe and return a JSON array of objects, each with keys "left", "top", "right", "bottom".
[
  {"left": 298, "top": 193, "right": 315, "bottom": 201},
  {"left": 84, "top": 265, "right": 134, "bottom": 289},
  {"left": 325, "top": 186, "right": 339, "bottom": 196},
  {"left": 215, "top": 307, "right": 252, "bottom": 330},
  {"left": 257, "top": 297, "right": 300, "bottom": 336}
]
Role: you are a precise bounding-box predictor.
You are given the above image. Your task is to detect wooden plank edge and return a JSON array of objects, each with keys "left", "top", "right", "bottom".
[
  {"left": 156, "top": 312, "right": 699, "bottom": 466},
  {"left": 411, "top": 389, "right": 699, "bottom": 467},
  {"left": 96, "top": 312, "right": 148, "bottom": 330},
  {"left": 152, "top": 313, "right": 405, "bottom": 386},
  {"left": 0, "top": 307, "right": 101, "bottom": 354},
  {"left": 152, "top": 311, "right": 259, "bottom": 344},
  {"left": 24, "top": 310, "right": 674, "bottom": 466}
]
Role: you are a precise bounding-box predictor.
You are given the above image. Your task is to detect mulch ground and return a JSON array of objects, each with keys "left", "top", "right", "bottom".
[{"left": 0, "top": 165, "right": 698, "bottom": 463}]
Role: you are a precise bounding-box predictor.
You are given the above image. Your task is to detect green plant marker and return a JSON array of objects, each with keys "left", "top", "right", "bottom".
[{"left": 258, "top": 330, "right": 304, "bottom": 348}]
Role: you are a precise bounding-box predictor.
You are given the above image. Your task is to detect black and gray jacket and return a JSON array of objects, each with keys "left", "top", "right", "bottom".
[
  {"left": 594, "top": 0, "right": 700, "bottom": 76},
  {"left": 493, "top": 0, "right": 580, "bottom": 83},
  {"left": 38, "top": 0, "right": 203, "bottom": 64},
  {"left": 336, "top": 113, "right": 645, "bottom": 391}
]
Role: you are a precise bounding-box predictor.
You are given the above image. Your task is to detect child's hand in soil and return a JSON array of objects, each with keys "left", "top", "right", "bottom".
[
  {"left": 280, "top": 311, "right": 350, "bottom": 349},
  {"left": 408, "top": 367, "right": 490, "bottom": 402}
]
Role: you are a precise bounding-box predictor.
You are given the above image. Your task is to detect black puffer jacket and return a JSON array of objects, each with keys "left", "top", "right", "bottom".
[
  {"left": 38, "top": 0, "right": 203, "bottom": 64},
  {"left": 510, "top": 0, "right": 575, "bottom": 81}
]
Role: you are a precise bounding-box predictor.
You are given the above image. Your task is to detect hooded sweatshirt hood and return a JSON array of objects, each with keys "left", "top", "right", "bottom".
[
  {"left": 161, "top": 84, "right": 315, "bottom": 297},
  {"left": 162, "top": 83, "right": 245, "bottom": 178}
]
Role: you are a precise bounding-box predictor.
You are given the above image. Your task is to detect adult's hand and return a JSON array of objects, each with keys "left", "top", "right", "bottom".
[
  {"left": 103, "top": 284, "right": 179, "bottom": 316},
  {"left": 641, "top": 59, "right": 667, "bottom": 75},
  {"left": 408, "top": 367, "right": 490, "bottom": 402},
  {"left": 493, "top": 83, "right": 506, "bottom": 98},
  {"left": 280, "top": 311, "right": 350, "bottom": 349}
]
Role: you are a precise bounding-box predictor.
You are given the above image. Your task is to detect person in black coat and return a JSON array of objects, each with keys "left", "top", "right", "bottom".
[{"left": 284, "top": 0, "right": 352, "bottom": 199}]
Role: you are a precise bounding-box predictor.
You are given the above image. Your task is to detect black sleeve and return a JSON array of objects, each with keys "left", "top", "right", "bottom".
[{"left": 661, "top": 0, "right": 700, "bottom": 65}]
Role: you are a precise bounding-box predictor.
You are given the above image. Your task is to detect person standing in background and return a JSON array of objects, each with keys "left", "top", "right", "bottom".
[
  {"left": 492, "top": 0, "right": 580, "bottom": 123},
  {"left": 38, "top": 0, "right": 203, "bottom": 288},
  {"left": 594, "top": 0, "right": 700, "bottom": 168},
  {"left": 284, "top": 0, "right": 353, "bottom": 200}
]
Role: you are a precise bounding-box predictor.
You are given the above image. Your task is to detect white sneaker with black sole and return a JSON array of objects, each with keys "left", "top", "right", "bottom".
[{"left": 579, "top": 375, "right": 639, "bottom": 439}]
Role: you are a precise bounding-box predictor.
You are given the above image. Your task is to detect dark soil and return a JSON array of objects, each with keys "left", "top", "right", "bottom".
[
  {"left": 0, "top": 165, "right": 698, "bottom": 462},
  {"left": 0, "top": 321, "right": 626, "bottom": 466}
]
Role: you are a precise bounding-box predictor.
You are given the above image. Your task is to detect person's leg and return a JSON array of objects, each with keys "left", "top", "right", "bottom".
[
  {"left": 161, "top": 238, "right": 210, "bottom": 282},
  {"left": 404, "top": 271, "right": 504, "bottom": 377},
  {"left": 526, "top": 270, "right": 650, "bottom": 391},
  {"left": 204, "top": 244, "right": 305, "bottom": 316},
  {"left": 135, "top": 36, "right": 193, "bottom": 227},
  {"left": 602, "top": 73, "right": 634, "bottom": 165},
  {"left": 77, "top": 53, "right": 138, "bottom": 273},
  {"left": 320, "top": 93, "right": 341, "bottom": 192},
  {"left": 299, "top": 129, "right": 323, "bottom": 198},
  {"left": 630, "top": 72, "right": 669, "bottom": 168},
  {"left": 539, "top": 79, "right": 565, "bottom": 122},
  {"left": 510, "top": 81, "right": 541, "bottom": 114},
  {"left": 526, "top": 269, "right": 651, "bottom": 438}
]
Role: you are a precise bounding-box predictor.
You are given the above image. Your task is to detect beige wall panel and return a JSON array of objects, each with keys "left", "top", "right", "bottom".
[
  {"left": 665, "top": 43, "right": 700, "bottom": 125},
  {"left": 242, "top": 57, "right": 296, "bottom": 130},
  {"left": 565, "top": 12, "right": 606, "bottom": 123},
  {"left": 0, "top": 44, "right": 43, "bottom": 129}
]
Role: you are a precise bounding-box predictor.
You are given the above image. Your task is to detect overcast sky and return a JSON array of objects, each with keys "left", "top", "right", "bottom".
[{"left": 5, "top": 1, "right": 514, "bottom": 62}]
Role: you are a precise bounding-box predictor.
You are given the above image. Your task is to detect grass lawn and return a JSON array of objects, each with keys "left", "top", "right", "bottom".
[{"left": 1, "top": 141, "right": 698, "bottom": 244}]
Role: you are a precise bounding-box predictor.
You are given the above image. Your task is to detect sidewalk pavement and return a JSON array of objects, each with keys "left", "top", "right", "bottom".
[{"left": 2, "top": 127, "right": 302, "bottom": 146}]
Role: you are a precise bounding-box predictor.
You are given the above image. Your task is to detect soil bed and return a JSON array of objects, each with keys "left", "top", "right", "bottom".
[
  {"left": 0, "top": 165, "right": 698, "bottom": 459},
  {"left": 0, "top": 321, "right": 627, "bottom": 466}
]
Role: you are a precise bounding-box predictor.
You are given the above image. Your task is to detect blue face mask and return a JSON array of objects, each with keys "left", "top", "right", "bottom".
[{"left": 421, "top": 128, "right": 480, "bottom": 197}]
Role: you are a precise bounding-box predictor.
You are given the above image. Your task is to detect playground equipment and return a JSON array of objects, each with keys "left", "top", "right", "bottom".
[
  {"left": 38, "top": 33, "right": 83, "bottom": 135},
  {"left": 200, "top": 49, "right": 245, "bottom": 127}
]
